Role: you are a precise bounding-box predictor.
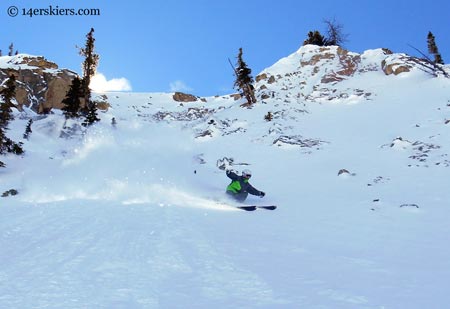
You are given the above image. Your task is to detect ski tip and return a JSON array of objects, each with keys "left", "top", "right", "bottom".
[
  {"left": 237, "top": 206, "right": 257, "bottom": 211},
  {"left": 259, "top": 205, "right": 277, "bottom": 210}
]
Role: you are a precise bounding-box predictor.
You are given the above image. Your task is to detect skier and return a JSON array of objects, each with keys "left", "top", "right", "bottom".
[{"left": 225, "top": 169, "right": 265, "bottom": 202}]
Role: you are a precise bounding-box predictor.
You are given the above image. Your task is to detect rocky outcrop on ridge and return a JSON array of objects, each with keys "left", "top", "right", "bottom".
[
  {"left": 0, "top": 54, "right": 77, "bottom": 113},
  {"left": 253, "top": 45, "right": 444, "bottom": 104}
]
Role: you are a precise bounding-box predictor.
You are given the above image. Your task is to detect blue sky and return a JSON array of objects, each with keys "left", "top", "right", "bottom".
[{"left": 3, "top": 0, "right": 450, "bottom": 96}]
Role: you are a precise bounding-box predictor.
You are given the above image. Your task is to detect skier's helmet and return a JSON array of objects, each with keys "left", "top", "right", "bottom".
[{"left": 242, "top": 169, "right": 252, "bottom": 178}]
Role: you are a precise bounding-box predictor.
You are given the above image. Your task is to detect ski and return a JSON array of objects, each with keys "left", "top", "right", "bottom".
[
  {"left": 237, "top": 206, "right": 257, "bottom": 211},
  {"left": 236, "top": 205, "right": 277, "bottom": 211},
  {"left": 257, "top": 205, "right": 277, "bottom": 210}
]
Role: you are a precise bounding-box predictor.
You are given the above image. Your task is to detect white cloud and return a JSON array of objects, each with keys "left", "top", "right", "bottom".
[
  {"left": 169, "top": 80, "right": 193, "bottom": 92},
  {"left": 90, "top": 72, "right": 132, "bottom": 92}
]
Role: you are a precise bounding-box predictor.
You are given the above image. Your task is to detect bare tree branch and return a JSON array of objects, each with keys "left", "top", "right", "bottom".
[{"left": 408, "top": 44, "right": 449, "bottom": 78}]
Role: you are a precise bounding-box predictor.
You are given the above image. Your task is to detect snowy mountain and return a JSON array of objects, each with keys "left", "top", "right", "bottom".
[{"left": 1, "top": 45, "right": 450, "bottom": 308}]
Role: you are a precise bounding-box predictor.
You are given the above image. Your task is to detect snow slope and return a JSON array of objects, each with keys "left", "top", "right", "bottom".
[{"left": 1, "top": 46, "right": 450, "bottom": 308}]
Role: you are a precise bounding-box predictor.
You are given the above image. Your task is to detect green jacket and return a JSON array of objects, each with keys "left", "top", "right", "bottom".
[{"left": 226, "top": 170, "right": 263, "bottom": 196}]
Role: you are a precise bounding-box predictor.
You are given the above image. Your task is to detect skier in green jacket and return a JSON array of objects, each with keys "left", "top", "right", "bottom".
[{"left": 226, "top": 169, "right": 265, "bottom": 202}]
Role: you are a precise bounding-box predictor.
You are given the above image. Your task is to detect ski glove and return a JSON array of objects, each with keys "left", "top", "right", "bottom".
[{"left": 259, "top": 191, "right": 265, "bottom": 198}]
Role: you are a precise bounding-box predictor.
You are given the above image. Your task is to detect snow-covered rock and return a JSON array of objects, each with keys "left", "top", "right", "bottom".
[{"left": 0, "top": 54, "right": 77, "bottom": 113}]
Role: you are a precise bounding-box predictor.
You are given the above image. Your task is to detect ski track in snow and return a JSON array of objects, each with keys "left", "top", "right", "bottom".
[
  {"left": 0, "top": 202, "right": 285, "bottom": 308},
  {"left": 2, "top": 197, "right": 449, "bottom": 308}
]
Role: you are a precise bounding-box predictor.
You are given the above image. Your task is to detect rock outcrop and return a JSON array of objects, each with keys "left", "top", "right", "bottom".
[
  {"left": 254, "top": 45, "right": 437, "bottom": 104},
  {"left": 0, "top": 54, "right": 77, "bottom": 113},
  {"left": 172, "top": 91, "right": 198, "bottom": 102}
]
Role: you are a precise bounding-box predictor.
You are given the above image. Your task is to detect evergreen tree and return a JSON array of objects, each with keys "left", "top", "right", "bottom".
[
  {"left": 0, "top": 74, "right": 16, "bottom": 130},
  {"left": 82, "top": 101, "right": 100, "bottom": 127},
  {"left": 0, "top": 74, "right": 23, "bottom": 156},
  {"left": 0, "top": 99, "right": 9, "bottom": 160},
  {"left": 61, "top": 76, "right": 83, "bottom": 118},
  {"left": 0, "top": 123, "right": 6, "bottom": 161},
  {"left": 8, "top": 43, "right": 13, "bottom": 56},
  {"left": 23, "top": 119, "right": 33, "bottom": 140},
  {"left": 303, "top": 31, "right": 326, "bottom": 46},
  {"left": 233, "top": 48, "right": 256, "bottom": 105},
  {"left": 427, "top": 32, "right": 444, "bottom": 65},
  {"left": 79, "top": 28, "right": 99, "bottom": 111},
  {"left": 304, "top": 18, "right": 348, "bottom": 47},
  {"left": 79, "top": 28, "right": 100, "bottom": 125}
]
